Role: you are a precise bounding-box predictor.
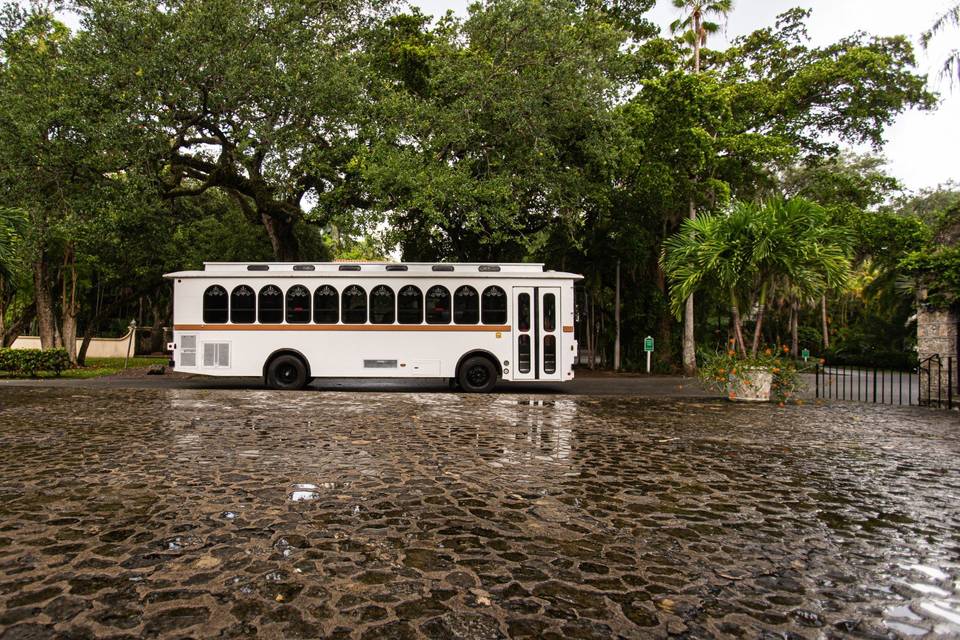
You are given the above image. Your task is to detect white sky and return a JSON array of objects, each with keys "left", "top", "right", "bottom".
[{"left": 413, "top": 0, "right": 960, "bottom": 193}]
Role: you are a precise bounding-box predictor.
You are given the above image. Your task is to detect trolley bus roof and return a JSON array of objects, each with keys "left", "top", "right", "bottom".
[{"left": 164, "top": 262, "right": 583, "bottom": 280}]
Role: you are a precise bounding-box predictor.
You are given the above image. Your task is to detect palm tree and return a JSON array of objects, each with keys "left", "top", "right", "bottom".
[
  {"left": 669, "top": 0, "right": 734, "bottom": 375},
  {"left": 661, "top": 198, "right": 851, "bottom": 358},
  {"left": 669, "top": 0, "right": 734, "bottom": 73},
  {"left": 922, "top": 3, "right": 960, "bottom": 87}
]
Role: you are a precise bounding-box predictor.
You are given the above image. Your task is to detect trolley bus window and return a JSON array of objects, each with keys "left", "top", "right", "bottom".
[
  {"left": 203, "top": 285, "right": 228, "bottom": 324},
  {"left": 453, "top": 286, "right": 479, "bottom": 324},
  {"left": 518, "top": 335, "right": 531, "bottom": 373},
  {"left": 425, "top": 285, "right": 451, "bottom": 324},
  {"left": 313, "top": 285, "right": 338, "bottom": 324},
  {"left": 481, "top": 286, "right": 507, "bottom": 324},
  {"left": 230, "top": 285, "right": 255, "bottom": 324},
  {"left": 285, "top": 285, "right": 311, "bottom": 324},
  {"left": 370, "top": 285, "right": 395, "bottom": 324},
  {"left": 517, "top": 293, "right": 531, "bottom": 332},
  {"left": 544, "top": 335, "right": 556, "bottom": 374},
  {"left": 397, "top": 285, "right": 423, "bottom": 324},
  {"left": 258, "top": 285, "right": 283, "bottom": 323},
  {"left": 342, "top": 285, "right": 367, "bottom": 324},
  {"left": 543, "top": 293, "right": 556, "bottom": 332}
]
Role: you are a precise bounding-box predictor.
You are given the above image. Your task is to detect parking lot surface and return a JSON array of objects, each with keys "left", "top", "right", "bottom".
[{"left": 0, "top": 388, "right": 958, "bottom": 639}]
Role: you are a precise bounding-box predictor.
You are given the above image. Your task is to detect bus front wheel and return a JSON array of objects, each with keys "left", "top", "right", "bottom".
[
  {"left": 266, "top": 355, "right": 308, "bottom": 390},
  {"left": 457, "top": 356, "right": 497, "bottom": 393}
]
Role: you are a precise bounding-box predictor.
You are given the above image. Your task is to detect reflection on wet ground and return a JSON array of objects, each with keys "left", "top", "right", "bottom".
[{"left": 0, "top": 389, "right": 958, "bottom": 639}]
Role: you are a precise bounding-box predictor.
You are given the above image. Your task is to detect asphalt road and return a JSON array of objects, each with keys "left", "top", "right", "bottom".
[{"left": 0, "top": 371, "right": 727, "bottom": 398}]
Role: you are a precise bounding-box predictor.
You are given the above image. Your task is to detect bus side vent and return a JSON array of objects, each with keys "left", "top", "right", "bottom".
[
  {"left": 364, "top": 359, "right": 397, "bottom": 369},
  {"left": 202, "top": 342, "right": 230, "bottom": 368},
  {"left": 339, "top": 264, "right": 361, "bottom": 271},
  {"left": 293, "top": 265, "right": 316, "bottom": 271},
  {"left": 478, "top": 265, "right": 501, "bottom": 272},
  {"left": 181, "top": 335, "right": 197, "bottom": 367},
  {"left": 432, "top": 264, "right": 454, "bottom": 271},
  {"left": 386, "top": 264, "right": 408, "bottom": 271},
  {"left": 247, "top": 264, "right": 269, "bottom": 271},
  {"left": 203, "top": 343, "right": 216, "bottom": 367}
]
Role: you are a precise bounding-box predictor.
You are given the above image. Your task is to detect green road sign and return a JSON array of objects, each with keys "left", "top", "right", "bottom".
[
  {"left": 644, "top": 336, "right": 654, "bottom": 352},
  {"left": 802, "top": 348, "right": 810, "bottom": 362}
]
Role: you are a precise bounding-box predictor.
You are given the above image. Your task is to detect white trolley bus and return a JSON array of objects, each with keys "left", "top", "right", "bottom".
[{"left": 164, "top": 262, "right": 581, "bottom": 392}]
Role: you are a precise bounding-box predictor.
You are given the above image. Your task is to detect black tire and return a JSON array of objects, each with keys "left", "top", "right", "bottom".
[
  {"left": 457, "top": 356, "right": 498, "bottom": 393},
  {"left": 266, "top": 354, "right": 308, "bottom": 390}
]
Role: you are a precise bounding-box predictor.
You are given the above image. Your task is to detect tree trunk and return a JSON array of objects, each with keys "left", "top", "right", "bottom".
[
  {"left": 682, "top": 198, "right": 697, "bottom": 376},
  {"left": 33, "top": 258, "right": 57, "bottom": 349},
  {"left": 730, "top": 289, "right": 747, "bottom": 357},
  {"left": 613, "top": 260, "right": 621, "bottom": 371},
  {"left": 262, "top": 211, "right": 299, "bottom": 261},
  {"left": 587, "top": 293, "right": 597, "bottom": 371},
  {"left": 0, "top": 303, "right": 35, "bottom": 348},
  {"left": 790, "top": 301, "right": 799, "bottom": 358},
  {"left": 750, "top": 282, "right": 769, "bottom": 357},
  {"left": 149, "top": 296, "right": 165, "bottom": 354},
  {"left": 61, "top": 246, "right": 80, "bottom": 364},
  {"left": 77, "top": 320, "right": 98, "bottom": 367},
  {"left": 821, "top": 295, "right": 830, "bottom": 350}
]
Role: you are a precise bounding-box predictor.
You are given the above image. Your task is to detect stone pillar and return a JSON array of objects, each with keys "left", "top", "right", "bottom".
[{"left": 917, "top": 306, "right": 958, "bottom": 406}]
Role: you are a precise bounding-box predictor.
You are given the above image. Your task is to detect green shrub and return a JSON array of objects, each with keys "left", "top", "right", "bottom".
[{"left": 0, "top": 348, "right": 71, "bottom": 376}]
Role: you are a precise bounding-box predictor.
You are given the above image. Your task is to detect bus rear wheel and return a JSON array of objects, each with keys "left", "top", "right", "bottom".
[
  {"left": 266, "top": 355, "right": 308, "bottom": 390},
  {"left": 458, "top": 356, "right": 497, "bottom": 393}
]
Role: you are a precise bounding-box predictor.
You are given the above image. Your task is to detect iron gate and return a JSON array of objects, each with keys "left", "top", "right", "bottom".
[{"left": 814, "top": 355, "right": 957, "bottom": 409}]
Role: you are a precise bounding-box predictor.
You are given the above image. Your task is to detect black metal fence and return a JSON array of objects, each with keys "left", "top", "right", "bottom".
[{"left": 814, "top": 355, "right": 957, "bottom": 409}]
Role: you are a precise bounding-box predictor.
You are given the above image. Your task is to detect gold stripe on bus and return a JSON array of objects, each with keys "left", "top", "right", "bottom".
[
  {"left": 175, "top": 324, "right": 511, "bottom": 332},
  {"left": 562, "top": 325, "right": 574, "bottom": 333}
]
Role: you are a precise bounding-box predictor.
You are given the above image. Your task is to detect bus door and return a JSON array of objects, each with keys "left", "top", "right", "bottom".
[{"left": 512, "top": 286, "right": 562, "bottom": 381}]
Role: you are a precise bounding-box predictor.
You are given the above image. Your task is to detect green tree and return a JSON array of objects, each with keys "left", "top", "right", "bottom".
[{"left": 76, "top": 0, "right": 386, "bottom": 261}]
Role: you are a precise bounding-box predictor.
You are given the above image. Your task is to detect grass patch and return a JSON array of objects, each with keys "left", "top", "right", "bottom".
[{"left": 0, "top": 356, "right": 168, "bottom": 379}]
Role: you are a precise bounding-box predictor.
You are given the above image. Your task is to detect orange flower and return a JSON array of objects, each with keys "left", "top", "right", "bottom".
[
  {"left": 729, "top": 338, "right": 735, "bottom": 345},
  {"left": 718, "top": 368, "right": 726, "bottom": 374},
  {"left": 782, "top": 345, "right": 789, "bottom": 353},
  {"left": 728, "top": 350, "right": 736, "bottom": 356},
  {"left": 728, "top": 392, "right": 737, "bottom": 399},
  {"left": 730, "top": 368, "right": 737, "bottom": 375},
  {"left": 764, "top": 348, "right": 772, "bottom": 356},
  {"left": 772, "top": 367, "right": 780, "bottom": 374},
  {"left": 777, "top": 402, "right": 785, "bottom": 408}
]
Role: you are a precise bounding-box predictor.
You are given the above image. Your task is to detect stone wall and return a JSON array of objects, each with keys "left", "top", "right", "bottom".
[{"left": 917, "top": 306, "right": 957, "bottom": 405}]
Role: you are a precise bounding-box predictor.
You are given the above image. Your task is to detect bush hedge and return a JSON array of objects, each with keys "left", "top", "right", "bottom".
[{"left": 0, "top": 348, "right": 71, "bottom": 376}]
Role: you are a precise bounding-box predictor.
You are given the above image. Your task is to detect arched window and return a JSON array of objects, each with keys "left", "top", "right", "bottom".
[
  {"left": 341, "top": 285, "right": 367, "bottom": 324},
  {"left": 397, "top": 285, "right": 422, "bottom": 324},
  {"left": 313, "top": 285, "right": 339, "bottom": 324},
  {"left": 517, "top": 292, "right": 531, "bottom": 332},
  {"left": 285, "top": 285, "right": 311, "bottom": 324},
  {"left": 258, "top": 285, "right": 283, "bottom": 323},
  {"left": 543, "top": 293, "right": 556, "bottom": 332},
  {"left": 370, "top": 285, "right": 395, "bottom": 324},
  {"left": 203, "top": 285, "right": 228, "bottom": 323},
  {"left": 481, "top": 286, "right": 507, "bottom": 324},
  {"left": 453, "top": 285, "right": 479, "bottom": 324},
  {"left": 230, "top": 285, "right": 255, "bottom": 324},
  {"left": 425, "top": 285, "right": 451, "bottom": 324}
]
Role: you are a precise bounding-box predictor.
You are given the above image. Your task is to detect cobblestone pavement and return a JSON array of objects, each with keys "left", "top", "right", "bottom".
[{"left": 0, "top": 389, "right": 959, "bottom": 639}]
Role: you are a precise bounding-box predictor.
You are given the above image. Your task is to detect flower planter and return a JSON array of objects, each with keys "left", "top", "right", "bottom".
[{"left": 727, "top": 367, "right": 773, "bottom": 402}]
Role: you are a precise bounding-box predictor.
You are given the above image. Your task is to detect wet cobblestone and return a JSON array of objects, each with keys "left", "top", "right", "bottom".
[{"left": 0, "top": 388, "right": 958, "bottom": 639}]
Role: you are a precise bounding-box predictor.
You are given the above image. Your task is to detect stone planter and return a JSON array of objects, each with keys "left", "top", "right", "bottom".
[{"left": 728, "top": 367, "right": 773, "bottom": 402}]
